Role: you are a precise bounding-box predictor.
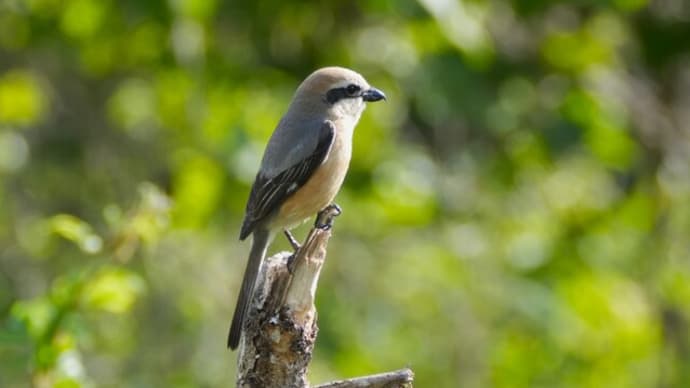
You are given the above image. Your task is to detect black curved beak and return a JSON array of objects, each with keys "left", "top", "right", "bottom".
[{"left": 362, "top": 87, "right": 386, "bottom": 102}]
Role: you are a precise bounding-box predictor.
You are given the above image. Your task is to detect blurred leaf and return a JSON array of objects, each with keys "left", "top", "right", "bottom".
[
  {"left": 171, "top": 0, "right": 219, "bottom": 20},
  {"left": 60, "top": 0, "right": 108, "bottom": 40},
  {"left": 81, "top": 267, "right": 145, "bottom": 314},
  {"left": 562, "top": 89, "right": 636, "bottom": 168},
  {"left": 50, "top": 214, "right": 103, "bottom": 254},
  {"left": 0, "top": 70, "right": 46, "bottom": 126},
  {"left": 155, "top": 69, "right": 194, "bottom": 132},
  {"left": 10, "top": 297, "right": 56, "bottom": 340},
  {"left": 54, "top": 378, "right": 81, "bottom": 388},
  {"left": 418, "top": 0, "right": 494, "bottom": 67},
  {"left": 172, "top": 153, "right": 223, "bottom": 228},
  {"left": 584, "top": 121, "right": 636, "bottom": 169},
  {"left": 543, "top": 30, "right": 611, "bottom": 72},
  {"left": 613, "top": 0, "right": 649, "bottom": 12},
  {"left": 107, "top": 78, "right": 158, "bottom": 137}
]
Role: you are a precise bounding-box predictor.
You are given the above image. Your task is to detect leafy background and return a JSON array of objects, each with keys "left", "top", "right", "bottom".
[{"left": 1, "top": 0, "right": 690, "bottom": 387}]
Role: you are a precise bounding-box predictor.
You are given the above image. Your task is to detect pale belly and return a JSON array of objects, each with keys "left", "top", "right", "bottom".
[{"left": 272, "top": 136, "right": 351, "bottom": 230}]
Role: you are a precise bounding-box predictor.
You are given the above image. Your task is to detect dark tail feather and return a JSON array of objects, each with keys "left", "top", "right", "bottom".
[{"left": 228, "top": 228, "right": 269, "bottom": 349}]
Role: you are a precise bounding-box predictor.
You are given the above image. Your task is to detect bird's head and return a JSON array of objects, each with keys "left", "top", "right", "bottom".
[{"left": 294, "top": 67, "right": 386, "bottom": 119}]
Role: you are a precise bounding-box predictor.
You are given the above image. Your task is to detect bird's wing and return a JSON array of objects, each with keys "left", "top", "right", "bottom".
[{"left": 239, "top": 120, "right": 335, "bottom": 240}]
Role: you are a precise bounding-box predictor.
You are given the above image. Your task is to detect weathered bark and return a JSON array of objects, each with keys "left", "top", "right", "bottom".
[
  {"left": 235, "top": 208, "right": 414, "bottom": 387},
  {"left": 314, "top": 368, "right": 414, "bottom": 388}
]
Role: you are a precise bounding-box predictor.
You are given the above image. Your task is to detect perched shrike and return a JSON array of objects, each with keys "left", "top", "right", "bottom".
[{"left": 228, "top": 67, "right": 386, "bottom": 349}]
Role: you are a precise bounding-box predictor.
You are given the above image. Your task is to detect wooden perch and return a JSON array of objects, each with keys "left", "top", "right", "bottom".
[
  {"left": 235, "top": 207, "right": 414, "bottom": 388},
  {"left": 313, "top": 368, "right": 414, "bottom": 388}
]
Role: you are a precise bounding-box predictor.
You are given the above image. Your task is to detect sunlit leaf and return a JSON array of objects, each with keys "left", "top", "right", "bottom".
[
  {"left": 0, "top": 70, "right": 46, "bottom": 126},
  {"left": 60, "top": 0, "right": 108, "bottom": 40},
  {"left": 81, "top": 268, "right": 146, "bottom": 314},
  {"left": 50, "top": 214, "right": 103, "bottom": 254}
]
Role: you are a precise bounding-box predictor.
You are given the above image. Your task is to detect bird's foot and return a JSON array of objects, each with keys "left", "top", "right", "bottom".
[
  {"left": 315, "top": 203, "right": 342, "bottom": 230},
  {"left": 283, "top": 229, "right": 301, "bottom": 251},
  {"left": 284, "top": 229, "right": 301, "bottom": 273}
]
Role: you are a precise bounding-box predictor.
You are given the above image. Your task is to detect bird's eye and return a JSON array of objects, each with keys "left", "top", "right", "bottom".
[{"left": 346, "top": 84, "right": 360, "bottom": 95}]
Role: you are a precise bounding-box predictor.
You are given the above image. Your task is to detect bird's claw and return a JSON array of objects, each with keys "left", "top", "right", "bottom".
[{"left": 315, "top": 204, "right": 342, "bottom": 230}]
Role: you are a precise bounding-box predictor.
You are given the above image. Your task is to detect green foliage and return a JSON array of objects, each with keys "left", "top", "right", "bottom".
[
  {"left": 50, "top": 215, "right": 103, "bottom": 254},
  {"left": 1, "top": 0, "right": 689, "bottom": 387}
]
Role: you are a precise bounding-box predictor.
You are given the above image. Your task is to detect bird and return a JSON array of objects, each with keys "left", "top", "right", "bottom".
[{"left": 228, "top": 67, "right": 386, "bottom": 350}]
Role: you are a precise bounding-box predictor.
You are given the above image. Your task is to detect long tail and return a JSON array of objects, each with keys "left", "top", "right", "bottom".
[{"left": 228, "top": 228, "right": 270, "bottom": 349}]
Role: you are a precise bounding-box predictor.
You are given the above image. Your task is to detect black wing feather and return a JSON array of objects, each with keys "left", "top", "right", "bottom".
[{"left": 239, "top": 121, "right": 335, "bottom": 240}]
